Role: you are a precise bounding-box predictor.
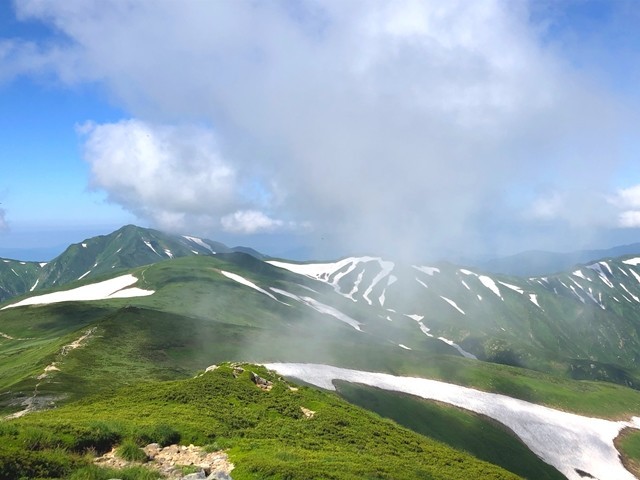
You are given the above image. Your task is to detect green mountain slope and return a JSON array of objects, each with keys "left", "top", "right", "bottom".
[
  {"left": 268, "top": 255, "right": 640, "bottom": 386},
  {"left": 1, "top": 364, "right": 521, "bottom": 479},
  {"left": 2, "top": 242, "right": 640, "bottom": 478},
  {"left": 0, "top": 225, "right": 240, "bottom": 303}
]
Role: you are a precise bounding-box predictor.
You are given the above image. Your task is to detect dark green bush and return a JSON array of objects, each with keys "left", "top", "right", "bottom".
[{"left": 116, "top": 440, "right": 147, "bottom": 462}]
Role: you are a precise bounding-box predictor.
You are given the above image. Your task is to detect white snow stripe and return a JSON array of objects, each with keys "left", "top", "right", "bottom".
[
  {"left": 2, "top": 274, "right": 154, "bottom": 309},
  {"left": 265, "top": 363, "right": 638, "bottom": 480}
]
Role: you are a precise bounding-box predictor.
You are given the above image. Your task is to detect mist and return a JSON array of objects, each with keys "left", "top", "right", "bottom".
[{"left": 9, "top": 0, "right": 640, "bottom": 261}]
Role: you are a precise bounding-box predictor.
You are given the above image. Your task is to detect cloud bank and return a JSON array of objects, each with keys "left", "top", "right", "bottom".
[{"left": 6, "top": 0, "right": 639, "bottom": 257}]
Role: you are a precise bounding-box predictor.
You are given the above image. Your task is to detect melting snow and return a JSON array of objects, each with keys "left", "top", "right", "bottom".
[
  {"left": 81, "top": 243, "right": 87, "bottom": 248},
  {"left": 620, "top": 283, "right": 639, "bottom": 303},
  {"left": 586, "top": 263, "right": 614, "bottom": 288},
  {"left": 2, "top": 274, "right": 154, "bottom": 309},
  {"left": 398, "top": 344, "right": 412, "bottom": 350},
  {"left": 629, "top": 269, "right": 640, "bottom": 284},
  {"left": 346, "top": 270, "right": 365, "bottom": 301},
  {"left": 270, "top": 288, "right": 362, "bottom": 331},
  {"left": 29, "top": 279, "right": 39, "bottom": 292},
  {"left": 498, "top": 281, "right": 524, "bottom": 294},
  {"left": 479, "top": 276, "right": 502, "bottom": 299},
  {"left": 363, "top": 260, "right": 395, "bottom": 306},
  {"left": 572, "top": 270, "right": 590, "bottom": 281},
  {"left": 183, "top": 235, "right": 216, "bottom": 254},
  {"left": 461, "top": 280, "right": 471, "bottom": 290},
  {"left": 78, "top": 271, "right": 91, "bottom": 281},
  {"left": 437, "top": 337, "right": 476, "bottom": 359},
  {"left": 144, "top": 240, "right": 161, "bottom": 256},
  {"left": 39, "top": 262, "right": 47, "bottom": 267},
  {"left": 220, "top": 270, "right": 281, "bottom": 303},
  {"left": 415, "top": 278, "right": 429, "bottom": 289},
  {"left": 529, "top": 294, "right": 542, "bottom": 309},
  {"left": 265, "top": 363, "right": 639, "bottom": 480},
  {"left": 439, "top": 296, "right": 465, "bottom": 315},
  {"left": 623, "top": 257, "right": 640, "bottom": 266},
  {"left": 413, "top": 265, "right": 440, "bottom": 276},
  {"left": 404, "top": 314, "right": 432, "bottom": 337},
  {"left": 164, "top": 249, "right": 173, "bottom": 258},
  {"left": 459, "top": 269, "right": 502, "bottom": 299}
]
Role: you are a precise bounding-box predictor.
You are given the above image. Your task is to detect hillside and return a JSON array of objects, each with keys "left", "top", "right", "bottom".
[
  {"left": 0, "top": 225, "right": 253, "bottom": 303},
  {"left": 2, "top": 225, "right": 640, "bottom": 478}
]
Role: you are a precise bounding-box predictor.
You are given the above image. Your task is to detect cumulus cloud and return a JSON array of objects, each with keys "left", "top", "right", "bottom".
[
  {"left": 7, "top": 0, "right": 636, "bottom": 256},
  {"left": 609, "top": 185, "right": 640, "bottom": 228},
  {"left": 221, "top": 210, "right": 285, "bottom": 234},
  {"left": 80, "top": 120, "right": 241, "bottom": 232}
]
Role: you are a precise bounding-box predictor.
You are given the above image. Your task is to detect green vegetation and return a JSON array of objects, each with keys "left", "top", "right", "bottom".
[
  {"left": 1, "top": 364, "right": 521, "bottom": 479},
  {"left": 336, "top": 382, "right": 563, "bottom": 479},
  {"left": 616, "top": 428, "right": 640, "bottom": 478},
  {"left": 116, "top": 440, "right": 148, "bottom": 462}
]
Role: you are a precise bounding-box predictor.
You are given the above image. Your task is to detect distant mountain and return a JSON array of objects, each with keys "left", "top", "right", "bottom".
[
  {"left": 478, "top": 243, "right": 640, "bottom": 276},
  {"left": 0, "top": 224, "right": 260, "bottom": 302}
]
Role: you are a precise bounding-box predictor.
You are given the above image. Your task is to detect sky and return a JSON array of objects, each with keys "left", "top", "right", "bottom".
[{"left": 1, "top": 0, "right": 640, "bottom": 262}]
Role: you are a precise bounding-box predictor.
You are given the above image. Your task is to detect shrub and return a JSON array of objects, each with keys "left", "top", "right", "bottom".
[
  {"left": 116, "top": 440, "right": 147, "bottom": 462},
  {"left": 134, "top": 423, "right": 180, "bottom": 447}
]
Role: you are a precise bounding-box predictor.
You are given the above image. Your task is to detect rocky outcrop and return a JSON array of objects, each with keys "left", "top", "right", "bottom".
[{"left": 95, "top": 443, "right": 234, "bottom": 480}]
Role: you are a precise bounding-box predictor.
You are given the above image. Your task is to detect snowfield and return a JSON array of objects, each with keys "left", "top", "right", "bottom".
[
  {"left": 265, "top": 363, "right": 638, "bottom": 480},
  {"left": 1, "top": 274, "right": 154, "bottom": 309}
]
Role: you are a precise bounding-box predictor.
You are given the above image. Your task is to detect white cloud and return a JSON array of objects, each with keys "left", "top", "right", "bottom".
[
  {"left": 0, "top": 208, "right": 8, "bottom": 232},
  {"left": 618, "top": 211, "right": 640, "bottom": 228},
  {"left": 611, "top": 185, "right": 640, "bottom": 210},
  {"left": 7, "top": 0, "right": 635, "bottom": 255},
  {"left": 221, "top": 210, "right": 285, "bottom": 234},
  {"left": 80, "top": 120, "right": 239, "bottom": 232}
]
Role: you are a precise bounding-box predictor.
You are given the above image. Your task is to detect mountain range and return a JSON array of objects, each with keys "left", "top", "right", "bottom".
[{"left": 2, "top": 224, "right": 640, "bottom": 479}]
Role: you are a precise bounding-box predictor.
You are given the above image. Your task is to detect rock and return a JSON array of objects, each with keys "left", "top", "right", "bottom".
[
  {"left": 300, "top": 406, "right": 315, "bottom": 419},
  {"left": 181, "top": 471, "right": 206, "bottom": 479},
  {"left": 250, "top": 372, "right": 273, "bottom": 391},
  {"left": 207, "top": 472, "right": 233, "bottom": 480}
]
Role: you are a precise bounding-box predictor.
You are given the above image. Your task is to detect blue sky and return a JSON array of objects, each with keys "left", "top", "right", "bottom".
[{"left": 1, "top": 0, "right": 640, "bottom": 261}]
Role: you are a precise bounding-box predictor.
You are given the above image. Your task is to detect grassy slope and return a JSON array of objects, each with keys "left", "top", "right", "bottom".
[
  {"left": 2, "top": 254, "right": 640, "bottom": 420},
  {"left": 2, "top": 364, "right": 520, "bottom": 480},
  {"left": 616, "top": 428, "right": 640, "bottom": 478},
  {"left": 336, "top": 382, "right": 564, "bottom": 480}
]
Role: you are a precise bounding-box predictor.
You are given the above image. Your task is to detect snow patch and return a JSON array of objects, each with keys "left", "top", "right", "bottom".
[
  {"left": 220, "top": 270, "right": 282, "bottom": 303},
  {"left": 437, "top": 337, "right": 476, "bottom": 359},
  {"left": 398, "top": 344, "right": 412, "bottom": 350},
  {"left": 498, "top": 281, "right": 524, "bottom": 294},
  {"left": 529, "top": 294, "right": 542, "bottom": 309},
  {"left": 144, "top": 240, "right": 161, "bottom": 256},
  {"left": 572, "top": 270, "right": 590, "bottom": 281},
  {"left": 265, "top": 363, "right": 638, "bottom": 480},
  {"left": 183, "top": 235, "right": 216, "bottom": 254},
  {"left": 439, "top": 296, "right": 465, "bottom": 315},
  {"left": 2, "top": 274, "right": 154, "bottom": 309},
  {"left": 413, "top": 265, "right": 440, "bottom": 276},
  {"left": 363, "top": 260, "right": 395, "bottom": 306},
  {"left": 479, "top": 275, "right": 502, "bottom": 299},
  {"left": 78, "top": 270, "right": 91, "bottom": 281},
  {"left": 270, "top": 288, "right": 362, "bottom": 331},
  {"left": 620, "top": 283, "right": 639, "bottom": 303},
  {"left": 623, "top": 257, "right": 640, "bottom": 266}
]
